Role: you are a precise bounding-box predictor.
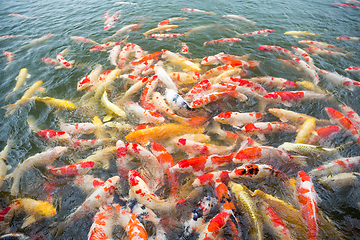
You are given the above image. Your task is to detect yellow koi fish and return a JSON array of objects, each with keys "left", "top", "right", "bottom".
[
  {"left": 34, "top": 96, "right": 76, "bottom": 110},
  {"left": 284, "top": 31, "right": 322, "bottom": 38},
  {"left": 5, "top": 68, "right": 31, "bottom": 101}
]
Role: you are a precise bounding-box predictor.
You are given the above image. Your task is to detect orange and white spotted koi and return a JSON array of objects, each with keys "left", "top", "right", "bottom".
[
  {"left": 139, "top": 75, "right": 159, "bottom": 110},
  {"left": 293, "top": 57, "right": 320, "bottom": 85},
  {"left": 299, "top": 40, "right": 342, "bottom": 50},
  {"left": 58, "top": 176, "right": 119, "bottom": 232},
  {"left": 344, "top": 66, "right": 360, "bottom": 74},
  {"left": 249, "top": 76, "right": 298, "bottom": 89},
  {"left": 263, "top": 91, "right": 329, "bottom": 107},
  {"left": 89, "top": 41, "right": 124, "bottom": 52},
  {"left": 169, "top": 153, "right": 235, "bottom": 176},
  {"left": 238, "top": 29, "right": 275, "bottom": 37},
  {"left": 183, "top": 79, "right": 212, "bottom": 102},
  {"left": 6, "top": 146, "right": 68, "bottom": 196},
  {"left": 73, "top": 175, "right": 105, "bottom": 195},
  {"left": 77, "top": 64, "right": 103, "bottom": 91},
  {"left": 337, "top": 36, "right": 360, "bottom": 42},
  {"left": 291, "top": 46, "right": 317, "bottom": 69},
  {"left": 69, "top": 36, "right": 98, "bottom": 45},
  {"left": 59, "top": 122, "right": 96, "bottom": 136},
  {"left": 42, "top": 57, "right": 60, "bottom": 67},
  {"left": 221, "top": 77, "right": 268, "bottom": 95},
  {"left": 218, "top": 56, "right": 259, "bottom": 69},
  {"left": 339, "top": 104, "right": 360, "bottom": 128},
  {"left": 36, "top": 130, "right": 72, "bottom": 143},
  {"left": 203, "top": 38, "right": 242, "bottom": 46},
  {"left": 200, "top": 64, "right": 235, "bottom": 80},
  {"left": 233, "top": 145, "right": 306, "bottom": 166},
  {"left": 317, "top": 68, "right": 360, "bottom": 90},
  {"left": 118, "top": 43, "right": 144, "bottom": 69},
  {"left": 241, "top": 122, "right": 297, "bottom": 141},
  {"left": 130, "top": 50, "right": 163, "bottom": 66},
  {"left": 104, "top": 11, "right": 120, "bottom": 30},
  {"left": 309, "top": 156, "right": 360, "bottom": 177},
  {"left": 190, "top": 90, "right": 248, "bottom": 108},
  {"left": 258, "top": 45, "right": 295, "bottom": 59},
  {"left": 128, "top": 169, "right": 183, "bottom": 213},
  {"left": 71, "top": 138, "right": 111, "bottom": 151},
  {"left": 325, "top": 107, "right": 360, "bottom": 146},
  {"left": 115, "top": 140, "right": 133, "bottom": 178},
  {"left": 158, "top": 17, "right": 187, "bottom": 26},
  {"left": 174, "top": 137, "right": 238, "bottom": 157},
  {"left": 168, "top": 71, "right": 199, "bottom": 85},
  {"left": 214, "top": 111, "right": 263, "bottom": 128},
  {"left": 126, "top": 101, "right": 165, "bottom": 124},
  {"left": 47, "top": 161, "right": 95, "bottom": 176},
  {"left": 56, "top": 48, "right": 73, "bottom": 69},
  {"left": 181, "top": 42, "right": 189, "bottom": 54},
  {"left": 307, "top": 125, "right": 341, "bottom": 145},
  {"left": 130, "top": 60, "right": 155, "bottom": 76},
  {"left": 181, "top": 8, "right": 215, "bottom": 15},
  {"left": 211, "top": 82, "right": 263, "bottom": 100},
  {"left": 88, "top": 205, "right": 115, "bottom": 240},
  {"left": 198, "top": 212, "right": 230, "bottom": 239},
  {"left": 148, "top": 33, "right": 185, "bottom": 40},
  {"left": 222, "top": 14, "right": 255, "bottom": 25},
  {"left": 229, "top": 164, "right": 288, "bottom": 182},
  {"left": 296, "top": 170, "right": 319, "bottom": 240},
  {"left": 3, "top": 51, "right": 15, "bottom": 70}
]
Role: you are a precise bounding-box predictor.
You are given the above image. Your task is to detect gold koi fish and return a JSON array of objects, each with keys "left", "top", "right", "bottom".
[
  {"left": 143, "top": 25, "right": 178, "bottom": 37},
  {"left": 284, "top": 31, "right": 322, "bottom": 38}
]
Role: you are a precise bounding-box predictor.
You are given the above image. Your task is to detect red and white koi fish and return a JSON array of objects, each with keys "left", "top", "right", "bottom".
[
  {"left": 3, "top": 51, "right": 15, "bottom": 70},
  {"left": 126, "top": 101, "right": 165, "bottom": 124},
  {"left": 170, "top": 153, "right": 234, "bottom": 176},
  {"left": 58, "top": 176, "right": 119, "bottom": 233},
  {"left": 7, "top": 146, "right": 67, "bottom": 196},
  {"left": 309, "top": 157, "right": 360, "bottom": 177},
  {"left": 115, "top": 140, "right": 133, "bottom": 178},
  {"left": 307, "top": 125, "right": 341, "bottom": 145},
  {"left": 218, "top": 56, "right": 259, "bottom": 69},
  {"left": 71, "top": 138, "right": 111, "bottom": 151},
  {"left": 77, "top": 146, "right": 116, "bottom": 168},
  {"left": 238, "top": 29, "right": 275, "bottom": 37},
  {"left": 181, "top": 42, "right": 190, "bottom": 54},
  {"left": 268, "top": 108, "right": 329, "bottom": 126},
  {"left": 140, "top": 75, "right": 159, "bottom": 110},
  {"left": 158, "top": 17, "right": 187, "bottom": 26},
  {"left": 118, "top": 43, "right": 144, "bottom": 69},
  {"left": 182, "top": 196, "right": 218, "bottom": 239},
  {"left": 250, "top": 76, "right": 298, "bottom": 89},
  {"left": 339, "top": 104, "right": 360, "bottom": 127},
  {"left": 200, "top": 64, "right": 235, "bottom": 80},
  {"left": 292, "top": 46, "right": 317, "bottom": 69},
  {"left": 88, "top": 205, "right": 116, "bottom": 240},
  {"left": 42, "top": 57, "right": 60, "bottom": 66},
  {"left": 305, "top": 47, "right": 353, "bottom": 57},
  {"left": 89, "top": 41, "right": 124, "bottom": 52},
  {"left": 260, "top": 201, "right": 292, "bottom": 240},
  {"left": 36, "top": 130, "right": 72, "bottom": 142},
  {"left": 0, "top": 35, "right": 27, "bottom": 40},
  {"left": 317, "top": 68, "right": 360, "bottom": 90},
  {"left": 120, "top": 76, "right": 149, "bottom": 101},
  {"left": 241, "top": 122, "right": 297, "bottom": 141},
  {"left": 181, "top": 8, "right": 215, "bottom": 15},
  {"left": 174, "top": 137, "right": 238, "bottom": 157},
  {"left": 143, "top": 25, "right": 179, "bottom": 37},
  {"left": 113, "top": 204, "right": 149, "bottom": 240},
  {"left": 69, "top": 36, "right": 98, "bottom": 45},
  {"left": 59, "top": 122, "right": 96, "bottom": 136},
  {"left": 221, "top": 77, "right": 268, "bottom": 95},
  {"left": 263, "top": 91, "right": 329, "bottom": 107},
  {"left": 130, "top": 50, "right": 163, "bottom": 66},
  {"left": 73, "top": 175, "right": 105, "bottom": 195},
  {"left": 56, "top": 47, "right": 73, "bottom": 69},
  {"left": 332, "top": 2, "right": 360, "bottom": 8},
  {"left": 22, "top": 34, "right": 54, "bottom": 49},
  {"left": 104, "top": 11, "right": 120, "bottom": 29},
  {"left": 336, "top": 36, "right": 360, "bottom": 42},
  {"left": 5, "top": 68, "right": 31, "bottom": 101},
  {"left": 222, "top": 14, "right": 256, "bottom": 25},
  {"left": 197, "top": 212, "right": 230, "bottom": 239},
  {"left": 214, "top": 111, "right": 263, "bottom": 128},
  {"left": 190, "top": 90, "right": 248, "bottom": 108},
  {"left": 296, "top": 170, "right": 319, "bottom": 240},
  {"left": 211, "top": 82, "right": 262, "bottom": 100},
  {"left": 299, "top": 40, "right": 342, "bottom": 50},
  {"left": 204, "top": 38, "right": 242, "bottom": 46},
  {"left": 293, "top": 57, "right": 320, "bottom": 84},
  {"left": 183, "top": 79, "right": 212, "bottom": 102},
  {"left": 258, "top": 45, "right": 295, "bottom": 59},
  {"left": 77, "top": 64, "right": 103, "bottom": 91},
  {"left": 130, "top": 60, "right": 154, "bottom": 76},
  {"left": 47, "top": 161, "right": 94, "bottom": 176},
  {"left": 233, "top": 145, "right": 306, "bottom": 166},
  {"left": 148, "top": 33, "right": 185, "bottom": 40},
  {"left": 9, "top": 13, "right": 37, "bottom": 20},
  {"left": 344, "top": 66, "right": 360, "bottom": 74},
  {"left": 230, "top": 163, "right": 288, "bottom": 182},
  {"left": 168, "top": 71, "right": 199, "bottom": 85},
  {"left": 128, "top": 169, "right": 183, "bottom": 213},
  {"left": 325, "top": 107, "right": 360, "bottom": 146}
]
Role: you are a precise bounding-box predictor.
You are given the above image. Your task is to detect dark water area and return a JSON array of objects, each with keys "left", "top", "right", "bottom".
[{"left": 1, "top": 0, "right": 360, "bottom": 239}]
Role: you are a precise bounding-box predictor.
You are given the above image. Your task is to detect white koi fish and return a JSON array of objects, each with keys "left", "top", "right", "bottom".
[
  {"left": 5, "top": 68, "right": 31, "bottom": 101},
  {"left": 317, "top": 68, "right": 360, "bottom": 90},
  {"left": 69, "top": 36, "right": 98, "bottom": 45},
  {"left": 126, "top": 101, "right": 165, "bottom": 124},
  {"left": 59, "top": 122, "right": 96, "bottom": 136},
  {"left": 109, "top": 45, "right": 121, "bottom": 66},
  {"left": 22, "top": 34, "right": 54, "bottom": 49},
  {"left": 222, "top": 14, "right": 255, "bottom": 25},
  {"left": 214, "top": 111, "right": 263, "bottom": 128},
  {"left": 154, "top": 63, "right": 178, "bottom": 91},
  {"left": 181, "top": 8, "right": 215, "bottom": 15}
]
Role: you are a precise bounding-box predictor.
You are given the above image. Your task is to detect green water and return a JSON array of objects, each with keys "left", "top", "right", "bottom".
[{"left": 0, "top": 0, "right": 360, "bottom": 239}]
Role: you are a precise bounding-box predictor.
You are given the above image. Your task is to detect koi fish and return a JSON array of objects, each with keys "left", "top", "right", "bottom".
[
  {"left": 293, "top": 58, "right": 320, "bottom": 85},
  {"left": 162, "top": 49, "right": 201, "bottom": 72},
  {"left": 5, "top": 68, "right": 31, "bottom": 101},
  {"left": 125, "top": 101, "right": 165, "bottom": 124},
  {"left": 318, "top": 172, "right": 360, "bottom": 191},
  {"left": 89, "top": 41, "right": 124, "bottom": 52},
  {"left": 77, "top": 64, "right": 103, "bottom": 91},
  {"left": 204, "top": 38, "right": 242, "bottom": 46},
  {"left": 0, "top": 138, "right": 14, "bottom": 188},
  {"left": 130, "top": 51, "right": 163, "bottom": 66},
  {"left": 263, "top": 91, "right": 329, "bottom": 107},
  {"left": 344, "top": 66, "right": 360, "bottom": 74},
  {"left": 34, "top": 96, "right": 76, "bottom": 110},
  {"left": 190, "top": 90, "right": 248, "bottom": 108},
  {"left": 241, "top": 122, "right": 297, "bottom": 141},
  {"left": 295, "top": 117, "right": 316, "bottom": 144},
  {"left": 296, "top": 80, "right": 327, "bottom": 94},
  {"left": 102, "top": 24, "right": 142, "bottom": 42},
  {"left": 268, "top": 108, "right": 330, "bottom": 126},
  {"left": 181, "top": 8, "right": 215, "bottom": 15},
  {"left": 222, "top": 14, "right": 256, "bottom": 25},
  {"left": 317, "top": 68, "right": 360, "bottom": 90},
  {"left": 22, "top": 34, "right": 54, "bottom": 49},
  {"left": 309, "top": 156, "right": 360, "bottom": 177},
  {"left": 278, "top": 142, "right": 345, "bottom": 159},
  {"left": 77, "top": 146, "right": 116, "bottom": 168},
  {"left": 284, "top": 31, "right": 322, "bottom": 38},
  {"left": 0, "top": 35, "right": 27, "bottom": 40},
  {"left": 158, "top": 17, "right": 187, "bottom": 26},
  {"left": 168, "top": 71, "right": 198, "bottom": 85},
  {"left": 9, "top": 13, "right": 37, "bottom": 20},
  {"left": 3, "top": 51, "right": 15, "bottom": 71},
  {"left": 59, "top": 122, "right": 96, "bottom": 136},
  {"left": 296, "top": 170, "right": 319, "bottom": 240},
  {"left": 143, "top": 25, "right": 179, "bottom": 37},
  {"left": 305, "top": 47, "right": 353, "bottom": 57},
  {"left": 42, "top": 57, "right": 60, "bottom": 66},
  {"left": 214, "top": 111, "right": 263, "bottom": 128},
  {"left": 339, "top": 104, "right": 360, "bottom": 127},
  {"left": 69, "top": 36, "right": 98, "bottom": 45},
  {"left": 325, "top": 107, "right": 360, "bottom": 146},
  {"left": 6, "top": 146, "right": 67, "bottom": 196},
  {"left": 56, "top": 47, "right": 73, "bottom": 69},
  {"left": 73, "top": 175, "right": 105, "bottom": 195},
  {"left": 307, "top": 125, "right": 341, "bottom": 145},
  {"left": 198, "top": 212, "right": 230, "bottom": 239},
  {"left": 88, "top": 205, "right": 115, "bottom": 240},
  {"left": 114, "top": 1, "right": 138, "bottom": 5},
  {"left": 258, "top": 45, "right": 295, "bottom": 60},
  {"left": 336, "top": 36, "right": 360, "bottom": 42},
  {"left": 298, "top": 40, "right": 342, "bottom": 50},
  {"left": 292, "top": 46, "right": 317, "bottom": 69},
  {"left": 101, "top": 91, "right": 126, "bottom": 118},
  {"left": 148, "top": 33, "right": 185, "bottom": 40},
  {"left": 47, "top": 161, "right": 95, "bottom": 176},
  {"left": 237, "top": 29, "right": 275, "bottom": 37},
  {"left": 249, "top": 76, "right": 298, "bottom": 88},
  {"left": 332, "top": 2, "right": 360, "bottom": 8},
  {"left": 36, "top": 129, "right": 72, "bottom": 143}
]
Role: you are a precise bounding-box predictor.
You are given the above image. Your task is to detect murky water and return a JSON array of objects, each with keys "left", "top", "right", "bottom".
[{"left": 1, "top": 0, "right": 360, "bottom": 239}]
